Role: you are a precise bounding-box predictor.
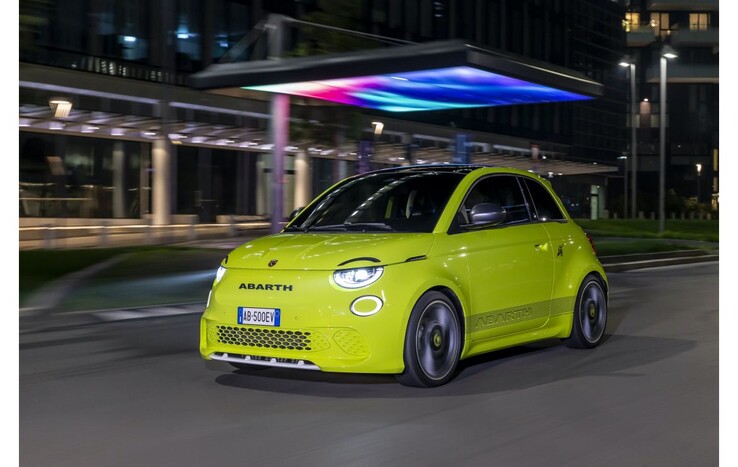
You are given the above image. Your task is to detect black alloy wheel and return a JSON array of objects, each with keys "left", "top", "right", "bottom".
[
  {"left": 396, "top": 291, "right": 462, "bottom": 387},
  {"left": 565, "top": 274, "right": 607, "bottom": 349}
]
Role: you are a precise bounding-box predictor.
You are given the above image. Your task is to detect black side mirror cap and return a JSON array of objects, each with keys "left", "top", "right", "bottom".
[{"left": 288, "top": 207, "right": 304, "bottom": 222}]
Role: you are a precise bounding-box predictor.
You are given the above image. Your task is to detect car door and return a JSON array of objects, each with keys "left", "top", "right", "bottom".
[
  {"left": 521, "top": 176, "right": 579, "bottom": 317},
  {"left": 455, "top": 175, "right": 555, "bottom": 343}
]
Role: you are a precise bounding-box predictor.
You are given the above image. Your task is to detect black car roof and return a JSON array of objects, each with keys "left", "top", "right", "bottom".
[{"left": 367, "top": 164, "right": 486, "bottom": 175}]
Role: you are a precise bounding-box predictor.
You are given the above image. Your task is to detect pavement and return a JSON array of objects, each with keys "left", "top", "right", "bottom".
[{"left": 18, "top": 234, "right": 719, "bottom": 334}]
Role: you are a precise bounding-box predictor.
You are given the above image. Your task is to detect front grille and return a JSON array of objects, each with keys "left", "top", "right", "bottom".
[{"left": 214, "top": 325, "right": 330, "bottom": 351}]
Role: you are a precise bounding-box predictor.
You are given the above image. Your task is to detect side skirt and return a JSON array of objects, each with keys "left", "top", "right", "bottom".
[{"left": 462, "top": 313, "right": 573, "bottom": 359}]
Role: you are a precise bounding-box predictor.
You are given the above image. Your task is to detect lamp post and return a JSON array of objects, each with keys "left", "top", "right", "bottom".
[
  {"left": 696, "top": 163, "right": 702, "bottom": 204},
  {"left": 619, "top": 56, "right": 637, "bottom": 219},
  {"left": 618, "top": 155, "right": 628, "bottom": 218},
  {"left": 659, "top": 45, "right": 677, "bottom": 233}
]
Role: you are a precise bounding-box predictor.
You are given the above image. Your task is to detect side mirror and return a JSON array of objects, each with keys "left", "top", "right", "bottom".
[
  {"left": 468, "top": 203, "right": 506, "bottom": 228},
  {"left": 288, "top": 207, "right": 304, "bottom": 221}
]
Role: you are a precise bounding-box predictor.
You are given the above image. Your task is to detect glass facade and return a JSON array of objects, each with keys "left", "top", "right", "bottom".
[
  {"left": 625, "top": 0, "right": 719, "bottom": 212},
  {"left": 20, "top": 0, "right": 631, "bottom": 224},
  {"left": 362, "top": 0, "right": 626, "bottom": 164},
  {"left": 175, "top": 147, "right": 259, "bottom": 221},
  {"left": 19, "top": 132, "right": 148, "bottom": 219},
  {"left": 20, "top": 0, "right": 263, "bottom": 85}
]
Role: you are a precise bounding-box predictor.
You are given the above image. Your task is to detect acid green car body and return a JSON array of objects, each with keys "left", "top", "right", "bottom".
[{"left": 200, "top": 166, "right": 608, "bottom": 387}]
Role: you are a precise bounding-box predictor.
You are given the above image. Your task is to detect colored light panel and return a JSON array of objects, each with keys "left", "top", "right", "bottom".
[{"left": 244, "top": 66, "right": 592, "bottom": 112}]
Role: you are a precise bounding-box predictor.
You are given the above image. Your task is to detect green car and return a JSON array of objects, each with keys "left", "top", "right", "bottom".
[{"left": 200, "top": 165, "right": 608, "bottom": 387}]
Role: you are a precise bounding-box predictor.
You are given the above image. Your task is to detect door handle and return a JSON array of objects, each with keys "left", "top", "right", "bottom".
[{"left": 534, "top": 242, "right": 548, "bottom": 252}]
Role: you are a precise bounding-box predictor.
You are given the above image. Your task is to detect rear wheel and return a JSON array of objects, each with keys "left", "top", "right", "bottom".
[
  {"left": 396, "top": 292, "right": 462, "bottom": 387},
  {"left": 565, "top": 275, "right": 607, "bottom": 349}
]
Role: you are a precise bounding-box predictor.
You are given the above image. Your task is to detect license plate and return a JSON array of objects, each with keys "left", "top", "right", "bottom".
[{"left": 237, "top": 307, "right": 281, "bottom": 326}]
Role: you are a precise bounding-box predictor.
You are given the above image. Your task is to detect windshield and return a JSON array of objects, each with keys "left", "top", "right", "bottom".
[{"left": 287, "top": 170, "right": 466, "bottom": 233}]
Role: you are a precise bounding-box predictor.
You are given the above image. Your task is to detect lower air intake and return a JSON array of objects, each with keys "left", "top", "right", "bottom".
[{"left": 215, "top": 325, "right": 328, "bottom": 351}]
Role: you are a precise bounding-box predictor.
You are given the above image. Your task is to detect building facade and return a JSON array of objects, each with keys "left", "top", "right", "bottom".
[
  {"left": 19, "top": 0, "right": 628, "bottom": 231},
  {"left": 623, "top": 0, "right": 719, "bottom": 214}
]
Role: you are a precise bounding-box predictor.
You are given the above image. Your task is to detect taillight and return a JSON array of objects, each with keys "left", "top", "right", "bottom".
[{"left": 586, "top": 232, "right": 597, "bottom": 256}]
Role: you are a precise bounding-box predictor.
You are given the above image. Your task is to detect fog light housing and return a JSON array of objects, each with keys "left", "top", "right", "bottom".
[{"left": 350, "top": 296, "right": 383, "bottom": 316}]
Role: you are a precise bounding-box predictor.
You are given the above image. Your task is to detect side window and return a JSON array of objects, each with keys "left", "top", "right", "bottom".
[
  {"left": 523, "top": 178, "right": 566, "bottom": 222},
  {"left": 458, "top": 175, "right": 530, "bottom": 226}
]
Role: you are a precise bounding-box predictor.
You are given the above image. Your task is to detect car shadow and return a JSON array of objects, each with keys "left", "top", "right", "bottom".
[{"left": 213, "top": 334, "right": 696, "bottom": 398}]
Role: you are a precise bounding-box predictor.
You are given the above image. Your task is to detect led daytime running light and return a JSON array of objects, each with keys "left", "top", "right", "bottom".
[
  {"left": 215, "top": 266, "right": 226, "bottom": 284},
  {"left": 333, "top": 267, "right": 384, "bottom": 289}
]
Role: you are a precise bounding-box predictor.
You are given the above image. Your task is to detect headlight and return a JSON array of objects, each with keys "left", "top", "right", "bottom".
[
  {"left": 333, "top": 267, "right": 384, "bottom": 289},
  {"left": 214, "top": 266, "right": 226, "bottom": 284}
]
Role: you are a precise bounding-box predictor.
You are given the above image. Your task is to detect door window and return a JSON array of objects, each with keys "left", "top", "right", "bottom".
[
  {"left": 458, "top": 175, "right": 530, "bottom": 226},
  {"left": 522, "top": 178, "right": 566, "bottom": 222}
]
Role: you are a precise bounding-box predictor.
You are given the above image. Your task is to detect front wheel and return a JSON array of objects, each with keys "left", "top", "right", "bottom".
[
  {"left": 396, "top": 291, "right": 462, "bottom": 388},
  {"left": 565, "top": 275, "right": 607, "bottom": 349}
]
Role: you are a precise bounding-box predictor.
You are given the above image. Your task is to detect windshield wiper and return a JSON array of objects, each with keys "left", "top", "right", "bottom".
[
  {"left": 301, "top": 222, "right": 395, "bottom": 233},
  {"left": 305, "top": 224, "right": 349, "bottom": 232},
  {"left": 344, "top": 222, "right": 395, "bottom": 232}
]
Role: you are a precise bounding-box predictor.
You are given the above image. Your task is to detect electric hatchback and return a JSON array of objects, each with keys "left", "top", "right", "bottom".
[{"left": 200, "top": 165, "right": 608, "bottom": 387}]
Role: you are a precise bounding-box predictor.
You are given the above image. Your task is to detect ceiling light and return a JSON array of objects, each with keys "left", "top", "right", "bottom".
[{"left": 49, "top": 98, "right": 72, "bottom": 118}]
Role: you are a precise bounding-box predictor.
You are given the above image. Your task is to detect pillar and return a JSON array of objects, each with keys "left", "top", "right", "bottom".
[
  {"left": 294, "top": 149, "right": 310, "bottom": 209},
  {"left": 152, "top": 137, "right": 172, "bottom": 225},
  {"left": 112, "top": 141, "right": 126, "bottom": 218},
  {"left": 270, "top": 93, "right": 289, "bottom": 233}
]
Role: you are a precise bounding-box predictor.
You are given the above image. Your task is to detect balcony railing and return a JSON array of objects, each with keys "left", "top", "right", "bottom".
[
  {"left": 671, "top": 27, "right": 719, "bottom": 47},
  {"left": 20, "top": 48, "right": 190, "bottom": 87},
  {"left": 626, "top": 25, "right": 657, "bottom": 47},
  {"left": 647, "top": 0, "right": 719, "bottom": 12},
  {"left": 646, "top": 63, "right": 719, "bottom": 84}
]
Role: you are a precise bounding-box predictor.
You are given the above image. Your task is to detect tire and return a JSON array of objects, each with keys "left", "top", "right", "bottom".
[
  {"left": 565, "top": 275, "right": 607, "bottom": 349},
  {"left": 396, "top": 291, "right": 462, "bottom": 388}
]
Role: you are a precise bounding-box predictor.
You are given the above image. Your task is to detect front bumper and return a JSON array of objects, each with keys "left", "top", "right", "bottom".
[
  {"left": 200, "top": 317, "right": 398, "bottom": 372},
  {"left": 198, "top": 264, "right": 425, "bottom": 374}
]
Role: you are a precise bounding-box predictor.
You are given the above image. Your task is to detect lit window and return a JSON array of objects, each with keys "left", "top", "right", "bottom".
[
  {"left": 689, "top": 13, "right": 709, "bottom": 31},
  {"left": 624, "top": 12, "right": 640, "bottom": 32},
  {"left": 651, "top": 12, "right": 670, "bottom": 37}
]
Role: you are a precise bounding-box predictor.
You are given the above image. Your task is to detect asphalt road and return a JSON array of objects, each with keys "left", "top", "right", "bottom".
[{"left": 19, "top": 262, "right": 719, "bottom": 466}]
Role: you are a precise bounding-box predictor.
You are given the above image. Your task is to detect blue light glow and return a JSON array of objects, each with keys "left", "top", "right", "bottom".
[{"left": 244, "top": 66, "right": 592, "bottom": 112}]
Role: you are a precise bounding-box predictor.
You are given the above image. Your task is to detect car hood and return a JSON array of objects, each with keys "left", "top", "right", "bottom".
[{"left": 224, "top": 233, "right": 435, "bottom": 270}]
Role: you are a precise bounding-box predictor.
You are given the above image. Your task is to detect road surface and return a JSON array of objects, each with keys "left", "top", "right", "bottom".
[{"left": 20, "top": 262, "right": 719, "bottom": 466}]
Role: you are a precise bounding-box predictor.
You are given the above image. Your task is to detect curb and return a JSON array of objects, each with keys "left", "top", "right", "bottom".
[
  {"left": 22, "top": 254, "right": 131, "bottom": 314},
  {"left": 20, "top": 302, "right": 205, "bottom": 334},
  {"left": 602, "top": 255, "right": 718, "bottom": 273},
  {"left": 599, "top": 248, "right": 718, "bottom": 273}
]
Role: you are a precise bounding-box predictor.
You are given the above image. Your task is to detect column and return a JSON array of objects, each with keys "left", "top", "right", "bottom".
[
  {"left": 337, "top": 159, "right": 348, "bottom": 181},
  {"left": 198, "top": 148, "right": 213, "bottom": 222},
  {"left": 256, "top": 153, "right": 269, "bottom": 215},
  {"left": 453, "top": 134, "right": 470, "bottom": 164},
  {"left": 112, "top": 141, "right": 126, "bottom": 218},
  {"left": 152, "top": 137, "right": 172, "bottom": 225},
  {"left": 270, "top": 94, "right": 289, "bottom": 233},
  {"left": 294, "top": 149, "right": 311, "bottom": 210}
]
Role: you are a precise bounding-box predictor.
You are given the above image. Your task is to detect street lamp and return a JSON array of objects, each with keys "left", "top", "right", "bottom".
[
  {"left": 659, "top": 45, "right": 677, "bottom": 233},
  {"left": 696, "top": 163, "right": 702, "bottom": 204},
  {"left": 619, "top": 56, "right": 637, "bottom": 219},
  {"left": 618, "top": 155, "right": 628, "bottom": 218}
]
